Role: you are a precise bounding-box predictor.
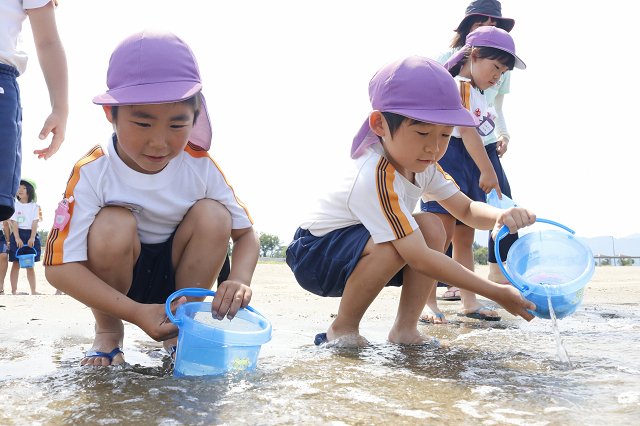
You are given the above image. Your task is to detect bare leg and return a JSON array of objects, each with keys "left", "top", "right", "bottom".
[
  {"left": 420, "top": 213, "right": 455, "bottom": 324},
  {"left": 26, "top": 267, "right": 37, "bottom": 294},
  {"left": 163, "top": 199, "right": 232, "bottom": 356},
  {"left": 82, "top": 207, "right": 140, "bottom": 366},
  {"left": 10, "top": 261, "right": 19, "bottom": 294},
  {"left": 453, "top": 224, "right": 499, "bottom": 318},
  {"left": 327, "top": 238, "right": 405, "bottom": 347},
  {"left": 389, "top": 212, "right": 446, "bottom": 344},
  {"left": 488, "top": 262, "right": 508, "bottom": 283},
  {"left": 0, "top": 253, "right": 7, "bottom": 293}
]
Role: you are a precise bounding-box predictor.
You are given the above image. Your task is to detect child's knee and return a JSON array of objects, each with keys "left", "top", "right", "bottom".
[
  {"left": 414, "top": 212, "right": 447, "bottom": 252},
  {"left": 366, "top": 240, "right": 405, "bottom": 270},
  {"left": 452, "top": 225, "right": 475, "bottom": 246},
  {"left": 188, "top": 199, "right": 231, "bottom": 231},
  {"left": 89, "top": 207, "right": 138, "bottom": 251}
]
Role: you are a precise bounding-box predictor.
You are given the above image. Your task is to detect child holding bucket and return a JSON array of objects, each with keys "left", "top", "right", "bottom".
[
  {"left": 420, "top": 26, "right": 526, "bottom": 324},
  {"left": 44, "top": 30, "right": 260, "bottom": 366},
  {"left": 286, "top": 56, "right": 537, "bottom": 348},
  {"left": 9, "top": 178, "right": 43, "bottom": 295}
]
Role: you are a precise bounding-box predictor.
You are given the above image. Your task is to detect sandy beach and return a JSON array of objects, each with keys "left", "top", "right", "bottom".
[{"left": 1, "top": 262, "right": 639, "bottom": 347}]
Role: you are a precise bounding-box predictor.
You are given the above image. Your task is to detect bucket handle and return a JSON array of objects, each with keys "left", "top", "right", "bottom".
[
  {"left": 15, "top": 246, "right": 37, "bottom": 257},
  {"left": 165, "top": 287, "right": 267, "bottom": 327},
  {"left": 494, "top": 218, "right": 575, "bottom": 293}
]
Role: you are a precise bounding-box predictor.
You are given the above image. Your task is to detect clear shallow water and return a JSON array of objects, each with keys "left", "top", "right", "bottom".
[{"left": 1, "top": 306, "right": 639, "bottom": 425}]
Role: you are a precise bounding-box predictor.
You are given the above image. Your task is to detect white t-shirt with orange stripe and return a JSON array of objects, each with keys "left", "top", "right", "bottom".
[
  {"left": 44, "top": 137, "right": 253, "bottom": 266},
  {"left": 451, "top": 76, "right": 497, "bottom": 145},
  {"left": 299, "top": 141, "right": 459, "bottom": 244}
]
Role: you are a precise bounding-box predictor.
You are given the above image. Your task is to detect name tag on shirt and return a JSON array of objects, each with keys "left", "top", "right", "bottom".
[{"left": 476, "top": 116, "right": 495, "bottom": 137}]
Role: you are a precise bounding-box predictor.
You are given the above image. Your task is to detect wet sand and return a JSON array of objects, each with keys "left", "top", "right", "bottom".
[{"left": 1, "top": 263, "right": 638, "bottom": 351}]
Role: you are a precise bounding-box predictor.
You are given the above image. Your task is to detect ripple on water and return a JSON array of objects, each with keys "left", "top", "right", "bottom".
[{"left": 1, "top": 307, "right": 639, "bottom": 425}]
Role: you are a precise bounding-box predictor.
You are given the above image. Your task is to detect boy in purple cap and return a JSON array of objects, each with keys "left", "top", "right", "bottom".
[
  {"left": 286, "top": 56, "right": 536, "bottom": 347},
  {"left": 44, "top": 30, "right": 259, "bottom": 366}
]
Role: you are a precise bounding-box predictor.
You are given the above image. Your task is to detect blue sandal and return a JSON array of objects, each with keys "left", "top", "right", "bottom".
[
  {"left": 457, "top": 307, "right": 501, "bottom": 321},
  {"left": 84, "top": 348, "right": 124, "bottom": 364},
  {"left": 419, "top": 310, "right": 446, "bottom": 324}
]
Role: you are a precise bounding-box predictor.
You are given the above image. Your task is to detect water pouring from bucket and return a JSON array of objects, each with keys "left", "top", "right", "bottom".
[
  {"left": 488, "top": 190, "right": 595, "bottom": 320},
  {"left": 165, "top": 288, "right": 272, "bottom": 377}
]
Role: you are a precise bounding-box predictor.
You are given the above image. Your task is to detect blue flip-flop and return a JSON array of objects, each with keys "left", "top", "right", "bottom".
[
  {"left": 314, "top": 333, "right": 328, "bottom": 346},
  {"left": 419, "top": 310, "right": 446, "bottom": 324},
  {"left": 457, "top": 307, "right": 501, "bottom": 321},
  {"left": 84, "top": 348, "right": 124, "bottom": 364},
  {"left": 166, "top": 346, "right": 177, "bottom": 361}
]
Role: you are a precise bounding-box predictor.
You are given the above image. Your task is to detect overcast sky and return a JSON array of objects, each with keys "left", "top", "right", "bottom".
[{"left": 15, "top": 0, "right": 640, "bottom": 244}]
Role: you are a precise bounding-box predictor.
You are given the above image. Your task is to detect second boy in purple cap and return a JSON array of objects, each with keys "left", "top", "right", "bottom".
[
  {"left": 44, "top": 30, "right": 260, "bottom": 366},
  {"left": 286, "top": 56, "right": 536, "bottom": 347}
]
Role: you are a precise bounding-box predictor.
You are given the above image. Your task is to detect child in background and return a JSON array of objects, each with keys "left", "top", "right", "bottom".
[
  {"left": 0, "top": 0, "right": 69, "bottom": 221},
  {"left": 421, "top": 26, "right": 526, "bottom": 323},
  {"left": 9, "top": 178, "right": 42, "bottom": 295},
  {"left": 0, "top": 220, "right": 9, "bottom": 294},
  {"left": 286, "top": 56, "right": 536, "bottom": 348},
  {"left": 425, "top": 0, "right": 518, "bottom": 305},
  {"left": 44, "top": 30, "right": 260, "bottom": 366}
]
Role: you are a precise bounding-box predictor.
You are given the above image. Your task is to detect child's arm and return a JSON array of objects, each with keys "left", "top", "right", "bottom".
[
  {"left": 494, "top": 94, "right": 510, "bottom": 158},
  {"left": 392, "top": 229, "right": 536, "bottom": 320},
  {"left": 45, "top": 262, "right": 186, "bottom": 341},
  {"left": 11, "top": 220, "right": 23, "bottom": 248},
  {"left": 458, "top": 126, "right": 502, "bottom": 199},
  {"left": 439, "top": 191, "right": 534, "bottom": 239},
  {"left": 27, "top": 219, "right": 38, "bottom": 247},
  {"left": 211, "top": 226, "right": 259, "bottom": 320},
  {"left": 27, "top": 2, "right": 69, "bottom": 160},
  {"left": 2, "top": 221, "right": 10, "bottom": 248}
]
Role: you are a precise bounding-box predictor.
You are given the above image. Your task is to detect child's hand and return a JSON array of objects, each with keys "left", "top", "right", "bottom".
[
  {"left": 15, "top": 238, "right": 24, "bottom": 249},
  {"left": 133, "top": 296, "right": 186, "bottom": 342},
  {"left": 211, "top": 280, "right": 252, "bottom": 320},
  {"left": 478, "top": 170, "right": 502, "bottom": 199},
  {"left": 491, "top": 207, "right": 536, "bottom": 240},
  {"left": 28, "top": 237, "right": 35, "bottom": 247},
  {"left": 496, "top": 136, "right": 509, "bottom": 158},
  {"left": 33, "top": 110, "right": 67, "bottom": 160},
  {"left": 495, "top": 283, "right": 536, "bottom": 321}
]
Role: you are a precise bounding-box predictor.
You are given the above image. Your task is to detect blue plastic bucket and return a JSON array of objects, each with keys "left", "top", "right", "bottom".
[
  {"left": 15, "top": 247, "right": 37, "bottom": 269},
  {"left": 165, "top": 288, "right": 272, "bottom": 377},
  {"left": 495, "top": 219, "right": 595, "bottom": 319}
]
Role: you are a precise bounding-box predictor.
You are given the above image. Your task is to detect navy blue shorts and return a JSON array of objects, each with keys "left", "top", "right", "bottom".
[
  {"left": 127, "top": 231, "right": 178, "bottom": 304},
  {"left": 286, "top": 225, "right": 403, "bottom": 297},
  {"left": 9, "top": 229, "right": 41, "bottom": 262},
  {"left": 421, "top": 140, "right": 518, "bottom": 264},
  {"left": 0, "top": 64, "right": 22, "bottom": 222},
  {"left": 127, "top": 230, "right": 232, "bottom": 304},
  {"left": 0, "top": 231, "right": 8, "bottom": 254}
]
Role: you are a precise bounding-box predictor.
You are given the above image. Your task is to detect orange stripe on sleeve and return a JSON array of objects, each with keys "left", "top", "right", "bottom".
[
  {"left": 375, "top": 158, "right": 413, "bottom": 240},
  {"left": 459, "top": 80, "right": 471, "bottom": 111},
  {"left": 44, "top": 145, "right": 104, "bottom": 266},
  {"left": 184, "top": 142, "right": 254, "bottom": 224},
  {"left": 436, "top": 163, "right": 460, "bottom": 190}
]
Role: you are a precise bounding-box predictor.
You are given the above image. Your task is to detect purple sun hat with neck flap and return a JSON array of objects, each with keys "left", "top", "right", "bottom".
[
  {"left": 350, "top": 56, "right": 479, "bottom": 159},
  {"left": 444, "top": 26, "right": 526, "bottom": 71},
  {"left": 93, "top": 29, "right": 212, "bottom": 151}
]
